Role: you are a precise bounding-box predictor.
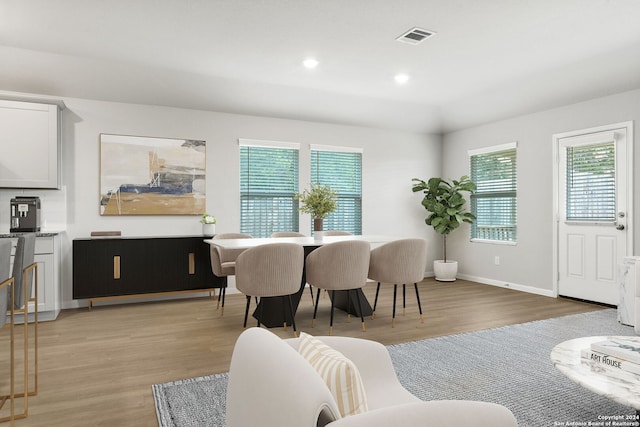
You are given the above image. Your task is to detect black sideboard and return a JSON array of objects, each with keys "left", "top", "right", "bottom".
[{"left": 73, "top": 236, "right": 225, "bottom": 308}]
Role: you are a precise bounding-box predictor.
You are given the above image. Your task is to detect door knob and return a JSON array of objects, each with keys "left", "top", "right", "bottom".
[{"left": 616, "top": 224, "right": 625, "bottom": 231}]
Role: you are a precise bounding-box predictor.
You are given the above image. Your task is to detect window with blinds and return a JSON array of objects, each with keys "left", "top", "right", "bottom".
[
  {"left": 469, "top": 143, "right": 517, "bottom": 242},
  {"left": 239, "top": 141, "right": 299, "bottom": 238},
  {"left": 565, "top": 141, "right": 615, "bottom": 221},
  {"left": 310, "top": 147, "right": 362, "bottom": 235}
]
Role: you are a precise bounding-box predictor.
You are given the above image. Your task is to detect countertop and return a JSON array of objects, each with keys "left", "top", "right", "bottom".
[{"left": 0, "top": 232, "right": 61, "bottom": 238}]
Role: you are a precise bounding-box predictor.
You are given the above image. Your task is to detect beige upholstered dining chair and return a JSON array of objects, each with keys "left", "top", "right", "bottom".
[
  {"left": 269, "top": 231, "right": 315, "bottom": 304},
  {"left": 209, "top": 233, "right": 253, "bottom": 314},
  {"left": 368, "top": 238, "right": 428, "bottom": 327},
  {"left": 270, "top": 231, "right": 306, "bottom": 237},
  {"left": 305, "top": 240, "right": 371, "bottom": 335},
  {"left": 234, "top": 243, "right": 304, "bottom": 333},
  {"left": 322, "top": 230, "right": 353, "bottom": 236}
]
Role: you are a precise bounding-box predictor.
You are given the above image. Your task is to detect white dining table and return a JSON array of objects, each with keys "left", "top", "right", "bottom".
[
  {"left": 205, "top": 234, "right": 397, "bottom": 327},
  {"left": 204, "top": 234, "right": 395, "bottom": 250}
]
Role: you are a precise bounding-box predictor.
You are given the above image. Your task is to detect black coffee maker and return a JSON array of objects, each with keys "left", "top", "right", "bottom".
[{"left": 10, "top": 196, "right": 41, "bottom": 232}]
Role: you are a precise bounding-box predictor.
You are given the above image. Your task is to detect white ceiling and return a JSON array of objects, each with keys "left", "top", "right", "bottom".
[{"left": 1, "top": 0, "right": 640, "bottom": 134}]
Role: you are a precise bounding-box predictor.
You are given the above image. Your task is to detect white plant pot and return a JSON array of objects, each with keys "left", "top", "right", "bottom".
[
  {"left": 202, "top": 223, "right": 216, "bottom": 236},
  {"left": 434, "top": 260, "right": 458, "bottom": 282}
]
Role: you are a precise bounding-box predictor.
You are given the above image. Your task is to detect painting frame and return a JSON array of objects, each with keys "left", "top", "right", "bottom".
[{"left": 99, "top": 133, "right": 206, "bottom": 216}]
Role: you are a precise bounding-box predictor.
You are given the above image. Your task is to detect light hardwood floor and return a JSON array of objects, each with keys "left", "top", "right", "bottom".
[{"left": 1, "top": 279, "right": 604, "bottom": 426}]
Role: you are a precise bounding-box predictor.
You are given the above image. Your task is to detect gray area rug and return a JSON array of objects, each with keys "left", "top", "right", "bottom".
[{"left": 152, "top": 309, "right": 635, "bottom": 427}]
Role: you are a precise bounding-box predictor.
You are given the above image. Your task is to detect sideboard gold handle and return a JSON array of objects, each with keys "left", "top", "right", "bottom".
[
  {"left": 113, "top": 256, "right": 121, "bottom": 279},
  {"left": 188, "top": 252, "right": 195, "bottom": 275}
]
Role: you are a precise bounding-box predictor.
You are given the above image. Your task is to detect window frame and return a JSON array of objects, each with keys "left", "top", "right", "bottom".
[
  {"left": 468, "top": 142, "right": 518, "bottom": 245},
  {"left": 563, "top": 139, "right": 616, "bottom": 223},
  {"left": 238, "top": 138, "right": 300, "bottom": 238},
  {"left": 309, "top": 144, "right": 363, "bottom": 235}
]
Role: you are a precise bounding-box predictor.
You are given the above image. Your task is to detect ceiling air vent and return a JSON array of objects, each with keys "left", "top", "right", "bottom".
[{"left": 396, "top": 27, "right": 436, "bottom": 45}]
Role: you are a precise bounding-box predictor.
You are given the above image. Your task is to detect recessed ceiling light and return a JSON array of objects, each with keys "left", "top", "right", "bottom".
[
  {"left": 394, "top": 74, "right": 409, "bottom": 84},
  {"left": 303, "top": 58, "right": 319, "bottom": 69}
]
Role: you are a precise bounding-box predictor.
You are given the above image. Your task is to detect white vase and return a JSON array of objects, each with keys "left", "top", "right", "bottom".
[
  {"left": 313, "top": 218, "right": 323, "bottom": 241},
  {"left": 202, "top": 223, "right": 216, "bottom": 236},
  {"left": 433, "top": 260, "right": 458, "bottom": 282}
]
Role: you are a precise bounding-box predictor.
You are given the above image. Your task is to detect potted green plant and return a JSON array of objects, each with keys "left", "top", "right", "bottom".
[
  {"left": 295, "top": 183, "right": 338, "bottom": 238},
  {"left": 411, "top": 175, "right": 476, "bottom": 281},
  {"left": 200, "top": 213, "right": 217, "bottom": 236}
]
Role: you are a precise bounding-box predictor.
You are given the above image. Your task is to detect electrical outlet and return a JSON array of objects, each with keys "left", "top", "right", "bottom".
[{"left": 494, "top": 256, "right": 500, "bottom": 265}]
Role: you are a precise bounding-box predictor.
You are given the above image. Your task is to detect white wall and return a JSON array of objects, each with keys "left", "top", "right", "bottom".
[
  {"left": 442, "top": 88, "right": 640, "bottom": 296},
  {"left": 3, "top": 88, "right": 638, "bottom": 309},
  {"left": 0, "top": 91, "right": 441, "bottom": 309}
]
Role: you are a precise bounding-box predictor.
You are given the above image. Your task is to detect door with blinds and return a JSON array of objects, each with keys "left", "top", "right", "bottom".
[{"left": 556, "top": 123, "right": 631, "bottom": 305}]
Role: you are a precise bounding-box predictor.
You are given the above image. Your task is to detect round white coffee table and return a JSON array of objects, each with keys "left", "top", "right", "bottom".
[{"left": 551, "top": 336, "right": 640, "bottom": 411}]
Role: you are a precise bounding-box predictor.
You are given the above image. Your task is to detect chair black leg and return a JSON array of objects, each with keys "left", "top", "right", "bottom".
[
  {"left": 402, "top": 284, "right": 406, "bottom": 316},
  {"left": 218, "top": 277, "right": 228, "bottom": 311},
  {"left": 414, "top": 282, "right": 424, "bottom": 323},
  {"left": 243, "top": 295, "right": 251, "bottom": 328},
  {"left": 312, "top": 288, "right": 321, "bottom": 328},
  {"left": 282, "top": 296, "right": 287, "bottom": 330},
  {"left": 309, "top": 285, "right": 314, "bottom": 306},
  {"left": 372, "top": 282, "right": 381, "bottom": 319},
  {"left": 392, "top": 284, "right": 398, "bottom": 328},
  {"left": 220, "top": 287, "right": 227, "bottom": 316},
  {"left": 355, "top": 289, "right": 365, "bottom": 332},
  {"left": 347, "top": 289, "right": 351, "bottom": 321},
  {"left": 329, "top": 290, "right": 336, "bottom": 336},
  {"left": 257, "top": 297, "right": 263, "bottom": 327},
  {"left": 287, "top": 295, "right": 297, "bottom": 336}
]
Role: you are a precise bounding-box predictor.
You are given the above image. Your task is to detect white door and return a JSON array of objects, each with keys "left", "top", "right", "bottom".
[{"left": 555, "top": 123, "right": 632, "bottom": 305}]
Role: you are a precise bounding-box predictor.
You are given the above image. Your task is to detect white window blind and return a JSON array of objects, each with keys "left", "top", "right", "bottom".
[
  {"left": 565, "top": 141, "right": 615, "bottom": 221},
  {"left": 469, "top": 143, "right": 517, "bottom": 242},
  {"left": 310, "top": 146, "right": 362, "bottom": 235},
  {"left": 239, "top": 141, "right": 299, "bottom": 237}
]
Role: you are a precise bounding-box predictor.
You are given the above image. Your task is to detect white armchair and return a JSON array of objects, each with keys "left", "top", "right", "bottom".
[{"left": 226, "top": 327, "right": 518, "bottom": 427}]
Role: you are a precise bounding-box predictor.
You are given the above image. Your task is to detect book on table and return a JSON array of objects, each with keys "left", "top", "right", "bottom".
[
  {"left": 590, "top": 337, "right": 640, "bottom": 365},
  {"left": 581, "top": 348, "right": 640, "bottom": 376}
]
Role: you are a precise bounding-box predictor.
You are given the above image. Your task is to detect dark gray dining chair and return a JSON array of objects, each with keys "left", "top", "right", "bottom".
[
  {"left": 9, "top": 232, "right": 38, "bottom": 408},
  {"left": 0, "top": 240, "right": 11, "bottom": 328},
  {"left": 12, "top": 233, "right": 36, "bottom": 310}
]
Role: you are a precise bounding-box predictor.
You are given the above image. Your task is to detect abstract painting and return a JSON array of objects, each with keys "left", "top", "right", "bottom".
[{"left": 100, "top": 133, "right": 206, "bottom": 215}]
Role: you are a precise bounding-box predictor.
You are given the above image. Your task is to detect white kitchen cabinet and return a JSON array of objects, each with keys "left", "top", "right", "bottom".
[
  {"left": 0, "top": 99, "right": 62, "bottom": 189},
  {"left": 6, "top": 234, "right": 61, "bottom": 323}
]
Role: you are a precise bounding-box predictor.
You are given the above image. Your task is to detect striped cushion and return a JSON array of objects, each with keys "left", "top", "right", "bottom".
[{"left": 298, "top": 332, "right": 368, "bottom": 417}]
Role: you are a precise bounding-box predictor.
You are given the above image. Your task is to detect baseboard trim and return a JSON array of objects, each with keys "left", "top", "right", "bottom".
[{"left": 456, "top": 274, "right": 556, "bottom": 298}]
